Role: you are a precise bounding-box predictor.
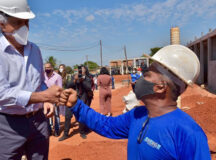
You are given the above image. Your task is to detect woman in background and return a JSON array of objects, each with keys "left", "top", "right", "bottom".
[
  {"left": 98, "top": 67, "right": 112, "bottom": 116},
  {"left": 58, "top": 64, "right": 67, "bottom": 116}
]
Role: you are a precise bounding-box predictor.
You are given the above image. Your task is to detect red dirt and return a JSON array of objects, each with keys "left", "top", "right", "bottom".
[
  {"left": 49, "top": 84, "right": 131, "bottom": 160},
  {"left": 181, "top": 85, "right": 216, "bottom": 159},
  {"left": 113, "top": 75, "right": 130, "bottom": 83},
  {"left": 49, "top": 82, "right": 216, "bottom": 160}
]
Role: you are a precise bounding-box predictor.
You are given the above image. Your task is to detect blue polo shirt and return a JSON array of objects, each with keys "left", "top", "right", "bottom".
[{"left": 71, "top": 99, "right": 211, "bottom": 160}]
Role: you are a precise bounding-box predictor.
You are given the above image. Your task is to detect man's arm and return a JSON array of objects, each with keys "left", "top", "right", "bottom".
[
  {"left": 59, "top": 89, "right": 131, "bottom": 139},
  {"left": 71, "top": 99, "right": 131, "bottom": 139},
  {"left": 28, "top": 86, "right": 62, "bottom": 105},
  {"left": 0, "top": 58, "right": 31, "bottom": 107},
  {"left": 0, "top": 68, "right": 62, "bottom": 107}
]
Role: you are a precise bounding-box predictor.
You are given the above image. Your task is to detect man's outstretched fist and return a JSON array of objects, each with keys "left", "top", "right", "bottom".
[{"left": 59, "top": 89, "right": 77, "bottom": 107}]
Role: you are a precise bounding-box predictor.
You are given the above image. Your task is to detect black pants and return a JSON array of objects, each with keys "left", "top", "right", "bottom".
[
  {"left": 63, "top": 94, "right": 92, "bottom": 135},
  {"left": 63, "top": 107, "right": 73, "bottom": 135},
  {"left": 79, "top": 96, "right": 92, "bottom": 134}
]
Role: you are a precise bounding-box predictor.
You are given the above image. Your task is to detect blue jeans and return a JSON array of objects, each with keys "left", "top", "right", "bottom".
[{"left": 49, "top": 105, "right": 60, "bottom": 134}]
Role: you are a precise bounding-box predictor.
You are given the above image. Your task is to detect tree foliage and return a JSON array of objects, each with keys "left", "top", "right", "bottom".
[
  {"left": 149, "top": 47, "right": 162, "bottom": 56},
  {"left": 84, "top": 61, "right": 99, "bottom": 71},
  {"left": 73, "top": 64, "right": 79, "bottom": 69},
  {"left": 65, "top": 66, "right": 73, "bottom": 74},
  {"left": 142, "top": 47, "right": 162, "bottom": 57},
  {"left": 45, "top": 56, "right": 57, "bottom": 69}
]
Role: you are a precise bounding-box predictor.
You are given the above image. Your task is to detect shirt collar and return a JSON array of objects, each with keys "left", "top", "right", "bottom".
[
  {"left": 0, "top": 34, "right": 11, "bottom": 52},
  {"left": 0, "top": 34, "right": 30, "bottom": 53}
]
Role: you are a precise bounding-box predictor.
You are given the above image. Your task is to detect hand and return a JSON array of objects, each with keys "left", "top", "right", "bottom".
[
  {"left": 43, "top": 85, "right": 63, "bottom": 104},
  {"left": 59, "top": 89, "right": 77, "bottom": 107},
  {"left": 43, "top": 102, "right": 54, "bottom": 118}
]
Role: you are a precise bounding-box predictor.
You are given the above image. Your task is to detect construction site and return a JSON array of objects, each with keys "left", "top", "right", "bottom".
[
  {"left": 1, "top": 0, "right": 216, "bottom": 159},
  {"left": 47, "top": 27, "right": 216, "bottom": 160}
]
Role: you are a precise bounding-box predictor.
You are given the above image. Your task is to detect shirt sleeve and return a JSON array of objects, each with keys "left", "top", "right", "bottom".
[
  {"left": 71, "top": 99, "right": 131, "bottom": 139},
  {"left": 179, "top": 131, "right": 211, "bottom": 160},
  {"left": 38, "top": 48, "right": 48, "bottom": 91},
  {"left": 0, "top": 57, "right": 32, "bottom": 107},
  {"left": 57, "top": 75, "right": 63, "bottom": 88}
]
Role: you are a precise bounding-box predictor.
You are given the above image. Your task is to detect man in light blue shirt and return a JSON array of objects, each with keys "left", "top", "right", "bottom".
[{"left": 0, "top": 0, "right": 62, "bottom": 159}]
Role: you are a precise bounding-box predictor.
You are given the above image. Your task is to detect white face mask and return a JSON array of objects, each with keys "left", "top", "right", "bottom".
[
  {"left": 13, "top": 25, "right": 29, "bottom": 45},
  {"left": 59, "top": 68, "right": 64, "bottom": 73},
  {"left": 4, "top": 25, "right": 29, "bottom": 45}
]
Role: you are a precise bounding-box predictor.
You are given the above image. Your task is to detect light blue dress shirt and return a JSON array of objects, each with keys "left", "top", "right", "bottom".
[{"left": 0, "top": 35, "right": 47, "bottom": 115}]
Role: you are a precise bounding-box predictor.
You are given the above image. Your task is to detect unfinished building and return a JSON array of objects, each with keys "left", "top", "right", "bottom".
[{"left": 187, "top": 29, "right": 216, "bottom": 93}]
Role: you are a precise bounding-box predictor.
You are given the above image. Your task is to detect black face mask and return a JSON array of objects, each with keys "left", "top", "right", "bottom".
[
  {"left": 134, "top": 76, "right": 156, "bottom": 100},
  {"left": 45, "top": 69, "right": 52, "bottom": 74}
]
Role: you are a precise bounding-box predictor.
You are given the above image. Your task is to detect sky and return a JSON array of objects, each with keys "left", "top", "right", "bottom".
[{"left": 28, "top": 0, "right": 216, "bottom": 67}]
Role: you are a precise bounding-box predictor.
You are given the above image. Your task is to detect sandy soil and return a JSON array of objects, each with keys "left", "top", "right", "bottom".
[{"left": 49, "top": 78, "right": 216, "bottom": 160}]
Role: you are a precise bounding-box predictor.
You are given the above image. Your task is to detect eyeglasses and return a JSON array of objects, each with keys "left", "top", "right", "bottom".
[{"left": 137, "top": 117, "right": 150, "bottom": 144}]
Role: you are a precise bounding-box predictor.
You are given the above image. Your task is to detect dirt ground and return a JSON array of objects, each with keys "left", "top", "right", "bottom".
[{"left": 49, "top": 75, "right": 216, "bottom": 160}]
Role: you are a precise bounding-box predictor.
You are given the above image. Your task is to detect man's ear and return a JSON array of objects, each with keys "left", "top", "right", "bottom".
[
  {"left": 153, "top": 83, "right": 167, "bottom": 94},
  {"left": 0, "top": 22, "right": 6, "bottom": 32}
]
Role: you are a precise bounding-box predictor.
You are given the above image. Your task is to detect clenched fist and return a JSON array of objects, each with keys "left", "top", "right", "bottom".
[
  {"left": 59, "top": 89, "right": 77, "bottom": 107},
  {"left": 43, "top": 85, "right": 63, "bottom": 104}
]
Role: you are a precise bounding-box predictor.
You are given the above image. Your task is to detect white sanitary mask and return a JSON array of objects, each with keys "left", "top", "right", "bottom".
[
  {"left": 4, "top": 25, "right": 29, "bottom": 45},
  {"left": 59, "top": 68, "right": 64, "bottom": 73}
]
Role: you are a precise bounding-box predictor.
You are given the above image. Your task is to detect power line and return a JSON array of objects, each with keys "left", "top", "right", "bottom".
[
  {"left": 36, "top": 41, "right": 99, "bottom": 49},
  {"left": 39, "top": 44, "right": 98, "bottom": 52}
]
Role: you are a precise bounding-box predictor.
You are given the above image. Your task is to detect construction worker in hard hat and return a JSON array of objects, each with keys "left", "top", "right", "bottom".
[
  {"left": 0, "top": 0, "right": 62, "bottom": 159},
  {"left": 59, "top": 44, "right": 211, "bottom": 160}
]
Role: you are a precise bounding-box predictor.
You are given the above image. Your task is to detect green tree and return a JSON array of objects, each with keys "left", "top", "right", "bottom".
[
  {"left": 142, "top": 47, "right": 162, "bottom": 57},
  {"left": 84, "top": 61, "right": 99, "bottom": 71},
  {"left": 149, "top": 47, "right": 161, "bottom": 56},
  {"left": 45, "top": 56, "right": 57, "bottom": 69},
  {"left": 73, "top": 64, "right": 79, "bottom": 69},
  {"left": 65, "top": 66, "right": 73, "bottom": 74}
]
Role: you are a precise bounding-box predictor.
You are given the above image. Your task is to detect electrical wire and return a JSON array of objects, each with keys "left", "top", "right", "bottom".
[
  {"left": 36, "top": 41, "right": 99, "bottom": 49},
  {"left": 39, "top": 44, "right": 98, "bottom": 52}
]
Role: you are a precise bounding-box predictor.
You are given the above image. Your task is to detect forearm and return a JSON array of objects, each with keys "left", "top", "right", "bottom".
[
  {"left": 28, "top": 91, "right": 49, "bottom": 105},
  {"left": 71, "top": 99, "right": 130, "bottom": 139}
]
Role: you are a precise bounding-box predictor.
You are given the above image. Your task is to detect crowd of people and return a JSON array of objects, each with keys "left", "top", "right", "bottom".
[
  {"left": 0, "top": 0, "right": 212, "bottom": 160},
  {"left": 42, "top": 64, "right": 115, "bottom": 141}
]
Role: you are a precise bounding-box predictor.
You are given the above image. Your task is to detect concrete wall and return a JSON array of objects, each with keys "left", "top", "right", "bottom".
[
  {"left": 207, "top": 37, "right": 216, "bottom": 92},
  {"left": 188, "top": 30, "right": 216, "bottom": 93}
]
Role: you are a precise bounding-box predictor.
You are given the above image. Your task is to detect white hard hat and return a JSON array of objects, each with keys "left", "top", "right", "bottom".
[
  {"left": 144, "top": 44, "right": 200, "bottom": 85},
  {"left": 0, "top": 0, "right": 35, "bottom": 19}
]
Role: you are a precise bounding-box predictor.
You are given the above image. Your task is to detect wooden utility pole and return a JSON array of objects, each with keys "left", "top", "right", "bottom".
[
  {"left": 124, "top": 45, "right": 129, "bottom": 74},
  {"left": 100, "top": 40, "right": 103, "bottom": 67}
]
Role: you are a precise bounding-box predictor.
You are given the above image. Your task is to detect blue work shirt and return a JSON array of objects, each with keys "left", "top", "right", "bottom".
[
  {"left": 71, "top": 99, "right": 211, "bottom": 160},
  {"left": 131, "top": 73, "right": 140, "bottom": 83}
]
